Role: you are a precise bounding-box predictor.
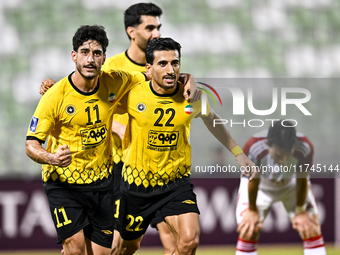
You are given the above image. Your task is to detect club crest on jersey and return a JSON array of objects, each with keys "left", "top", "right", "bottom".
[
  {"left": 109, "top": 93, "right": 116, "bottom": 103},
  {"left": 184, "top": 105, "right": 193, "bottom": 114},
  {"left": 137, "top": 103, "right": 146, "bottom": 112},
  {"left": 29, "top": 116, "right": 39, "bottom": 133},
  {"left": 66, "top": 105, "right": 76, "bottom": 115}
]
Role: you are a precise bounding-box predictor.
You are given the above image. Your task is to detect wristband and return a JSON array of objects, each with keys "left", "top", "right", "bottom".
[
  {"left": 231, "top": 145, "right": 243, "bottom": 157},
  {"left": 295, "top": 204, "right": 306, "bottom": 214}
]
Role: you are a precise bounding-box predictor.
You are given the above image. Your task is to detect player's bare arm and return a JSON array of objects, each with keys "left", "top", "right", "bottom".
[
  {"left": 200, "top": 108, "right": 256, "bottom": 180},
  {"left": 112, "top": 120, "right": 127, "bottom": 140},
  {"left": 237, "top": 177, "right": 262, "bottom": 240},
  {"left": 39, "top": 73, "right": 198, "bottom": 100},
  {"left": 26, "top": 140, "right": 72, "bottom": 167}
]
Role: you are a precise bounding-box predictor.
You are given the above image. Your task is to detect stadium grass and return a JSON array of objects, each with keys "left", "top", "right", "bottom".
[{"left": 0, "top": 244, "right": 339, "bottom": 255}]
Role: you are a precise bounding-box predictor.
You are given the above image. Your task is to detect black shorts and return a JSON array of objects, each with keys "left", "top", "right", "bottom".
[
  {"left": 46, "top": 188, "right": 114, "bottom": 248},
  {"left": 113, "top": 161, "right": 123, "bottom": 230},
  {"left": 118, "top": 183, "right": 200, "bottom": 241},
  {"left": 150, "top": 210, "right": 164, "bottom": 229}
]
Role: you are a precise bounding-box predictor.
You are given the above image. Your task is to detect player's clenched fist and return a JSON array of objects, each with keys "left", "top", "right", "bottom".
[{"left": 53, "top": 145, "right": 72, "bottom": 167}]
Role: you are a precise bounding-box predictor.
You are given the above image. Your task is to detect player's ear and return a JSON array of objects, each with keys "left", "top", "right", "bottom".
[
  {"left": 264, "top": 139, "right": 268, "bottom": 146},
  {"left": 146, "top": 63, "right": 152, "bottom": 73},
  {"left": 71, "top": 50, "right": 77, "bottom": 63},
  {"left": 102, "top": 53, "right": 106, "bottom": 65},
  {"left": 126, "top": 26, "right": 135, "bottom": 40}
]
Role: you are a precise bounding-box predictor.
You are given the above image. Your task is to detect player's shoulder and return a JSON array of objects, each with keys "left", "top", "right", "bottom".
[
  {"left": 102, "top": 52, "right": 125, "bottom": 69},
  {"left": 243, "top": 129, "right": 268, "bottom": 156},
  {"left": 295, "top": 132, "right": 313, "bottom": 157},
  {"left": 129, "top": 80, "right": 150, "bottom": 93},
  {"left": 246, "top": 129, "right": 268, "bottom": 146},
  {"left": 42, "top": 75, "right": 70, "bottom": 100},
  {"left": 101, "top": 69, "right": 139, "bottom": 79}
]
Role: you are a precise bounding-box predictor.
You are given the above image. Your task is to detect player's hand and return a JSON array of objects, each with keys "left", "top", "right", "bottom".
[
  {"left": 180, "top": 74, "right": 201, "bottom": 102},
  {"left": 52, "top": 145, "right": 72, "bottom": 167},
  {"left": 236, "top": 153, "right": 257, "bottom": 181},
  {"left": 292, "top": 211, "right": 319, "bottom": 239},
  {"left": 237, "top": 209, "right": 263, "bottom": 240},
  {"left": 39, "top": 78, "right": 56, "bottom": 95}
]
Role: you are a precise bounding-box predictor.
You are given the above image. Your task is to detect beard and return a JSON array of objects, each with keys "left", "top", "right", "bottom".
[{"left": 76, "top": 63, "right": 100, "bottom": 80}]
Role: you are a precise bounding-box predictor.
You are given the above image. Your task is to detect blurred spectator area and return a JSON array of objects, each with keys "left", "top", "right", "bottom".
[{"left": 1, "top": 0, "right": 340, "bottom": 177}]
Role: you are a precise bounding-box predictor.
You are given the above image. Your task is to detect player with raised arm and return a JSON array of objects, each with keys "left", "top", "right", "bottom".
[
  {"left": 25, "top": 25, "right": 147, "bottom": 255},
  {"left": 235, "top": 121, "right": 326, "bottom": 255},
  {"left": 112, "top": 37, "right": 255, "bottom": 255}
]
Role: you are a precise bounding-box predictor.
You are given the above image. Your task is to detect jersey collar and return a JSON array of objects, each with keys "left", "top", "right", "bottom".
[
  {"left": 149, "top": 80, "right": 180, "bottom": 97},
  {"left": 68, "top": 72, "right": 100, "bottom": 96}
]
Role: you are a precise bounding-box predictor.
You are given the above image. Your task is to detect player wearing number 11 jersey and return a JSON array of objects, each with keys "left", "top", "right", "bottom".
[{"left": 25, "top": 25, "right": 146, "bottom": 254}]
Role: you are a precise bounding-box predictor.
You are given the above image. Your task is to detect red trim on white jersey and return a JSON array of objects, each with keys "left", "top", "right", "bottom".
[
  {"left": 236, "top": 238, "right": 258, "bottom": 252},
  {"left": 303, "top": 235, "right": 325, "bottom": 249}
]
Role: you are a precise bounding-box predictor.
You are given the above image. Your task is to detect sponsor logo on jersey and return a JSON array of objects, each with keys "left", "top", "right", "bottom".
[
  {"left": 137, "top": 103, "right": 146, "bottom": 112},
  {"left": 29, "top": 116, "right": 39, "bottom": 133},
  {"left": 182, "top": 200, "right": 196, "bottom": 204},
  {"left": 101, "top": 230, "right": 113, "bottom": 235},
  {"left": 65, "top": 105, "right": 76, "bottom": 115},
  {"left": 86, "top": 99, "right": 99, "bottom": 104},
  {"left": 80, "top": 124, "right": 108, "bottom": 149},
  {"left": 185, "top": 105, "right": 193, "bottom": 114},
  {"left": 147, "top": 130, "right": 179, "bottom": 150},
  {"left": 109, "top": 93, "right": 116, "bottom": 103}
]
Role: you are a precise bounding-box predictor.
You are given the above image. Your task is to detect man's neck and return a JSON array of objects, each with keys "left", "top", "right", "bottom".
[
  {"left": 71, "top": 71, "right": 99, "bottom": 93},
  {"left": 127, "top": 44, "right": 146, "bottom": 65}
]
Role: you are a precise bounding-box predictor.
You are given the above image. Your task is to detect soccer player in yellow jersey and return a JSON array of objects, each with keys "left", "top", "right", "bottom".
[
  {"left": 100, "top": 4, "right": 178, "bottom": 253},
  {"left": 25, "top": 25, "right": 147, "bottom": 255},
  {"left": 113, "top": 37, "right": 256, "bottom": 255},
  {"left": 39, "top": 4, "right": 185, "bottom": 254}
]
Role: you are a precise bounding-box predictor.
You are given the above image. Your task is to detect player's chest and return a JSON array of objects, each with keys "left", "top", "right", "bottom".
[
  {"left": 127, "top": 97, "right": 192, "bottom": 129},
  {"left": 59, "top": 92, "right": 115, "bottom": 127}
]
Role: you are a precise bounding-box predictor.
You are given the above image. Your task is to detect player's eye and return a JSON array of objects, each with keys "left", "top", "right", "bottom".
[{"left": 172, "top": 61, "right": 180, "bottom": 67}]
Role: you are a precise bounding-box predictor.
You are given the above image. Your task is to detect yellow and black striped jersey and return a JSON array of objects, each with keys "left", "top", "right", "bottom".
[
  {"left": 26, "top": 70, "right": 145, "bottom": 192},
  {"left": 118, "top": 80, "right": 210, "bottom": 196},
  {"left": 102, "top": 51, "right": 146, "bottom": 165}
]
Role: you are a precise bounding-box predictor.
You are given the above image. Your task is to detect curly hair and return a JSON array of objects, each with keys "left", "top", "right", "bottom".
[
  {"left": 72, "top": 25, "right": 109, "bottom": 53},
  {"left": 145, "top": 37, "right": 181, "bottom": 64}
]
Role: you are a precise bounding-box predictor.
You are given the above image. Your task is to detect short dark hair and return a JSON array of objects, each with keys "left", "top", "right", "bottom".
[
  {"left": 145, "top": 37, "right": 181, "bottom": 64},
  {"left": 124, "top": 2, "right": 162, "bottom": 38},
  {"left": 267, "top": 120, "right": 297, "bottom": 151},
  {"left": 72, "top": 25, "right": 109, "bottom": 53}
]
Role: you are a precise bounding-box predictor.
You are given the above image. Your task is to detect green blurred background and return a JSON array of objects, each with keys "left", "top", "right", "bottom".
[{"left": 1, "top": 0, "right": 340, "bottom": 178}]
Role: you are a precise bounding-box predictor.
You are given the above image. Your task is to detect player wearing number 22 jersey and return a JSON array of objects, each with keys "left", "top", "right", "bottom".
[{"left": 118, "top": 80, "right": 207, "bottom": 197}]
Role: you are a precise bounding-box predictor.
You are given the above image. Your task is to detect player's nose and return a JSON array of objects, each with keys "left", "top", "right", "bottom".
[{"left": 152, "top": 29, "right": 160, "bottom": 39}]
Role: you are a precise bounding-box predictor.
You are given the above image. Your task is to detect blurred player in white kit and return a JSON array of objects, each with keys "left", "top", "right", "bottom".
[{"left": 235, "top": 120, "right": 326, "bottom": 255}]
